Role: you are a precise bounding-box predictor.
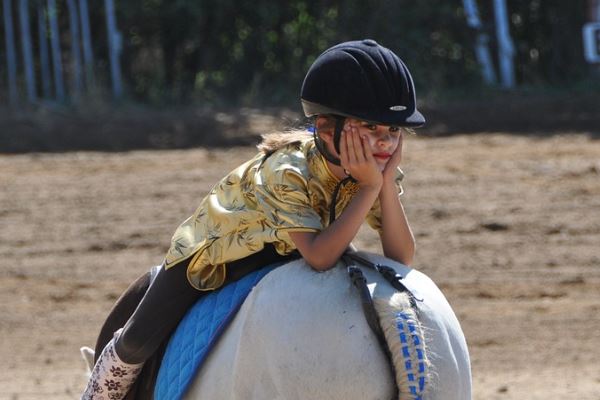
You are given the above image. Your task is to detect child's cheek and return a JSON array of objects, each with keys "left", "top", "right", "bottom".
[{"left": 363, "top": 134, "right": 378, "bottom": 150}]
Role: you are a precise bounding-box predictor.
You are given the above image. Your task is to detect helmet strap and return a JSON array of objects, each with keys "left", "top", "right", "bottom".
[
  {"left": 312, "top": 115, "right": 357, "bottom": 225},
  {"left": 333, "top": 116, "right": 345, "bottom": 155},
  {"left": 312, "top": 115, "right": 345, "bottom": 166}
]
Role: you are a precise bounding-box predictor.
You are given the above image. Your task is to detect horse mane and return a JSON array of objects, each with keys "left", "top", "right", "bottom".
[{"left": 375, "top": 293, "right": 431, "bottom": 400}]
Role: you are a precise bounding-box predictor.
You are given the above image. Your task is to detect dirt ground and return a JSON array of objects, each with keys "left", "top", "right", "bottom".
[{"left": 1, "top": 130, "right": 599, "bottom": 399}]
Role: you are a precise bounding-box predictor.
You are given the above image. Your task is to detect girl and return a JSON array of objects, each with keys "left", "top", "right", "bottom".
[{"left": 82, "top": 38, "right": 425, "bottom": 399}]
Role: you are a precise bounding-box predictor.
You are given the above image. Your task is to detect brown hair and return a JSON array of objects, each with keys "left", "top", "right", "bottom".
[
  {"left": 256, "top": 115, "right": 338, "bottom": 156},
  {"left": 256, "top": 129, "right": 312, "bottom": 156},
  {"left": 257, "top": 116, "right": 415, "bottom": 156}
]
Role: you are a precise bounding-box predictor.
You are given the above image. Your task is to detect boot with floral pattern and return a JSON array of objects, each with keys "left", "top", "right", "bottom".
[{"left": 81, "top": 335, "right": 143, "bottom": 400}]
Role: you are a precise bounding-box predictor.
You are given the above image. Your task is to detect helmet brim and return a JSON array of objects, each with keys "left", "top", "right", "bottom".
[{"left": 301, "top": 99, "right": 425, "bottom": 128}]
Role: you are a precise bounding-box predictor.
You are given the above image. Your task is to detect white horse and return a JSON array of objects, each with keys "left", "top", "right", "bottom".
[{"left": 82, "top": 252, "right": 471, "bottom": 400}]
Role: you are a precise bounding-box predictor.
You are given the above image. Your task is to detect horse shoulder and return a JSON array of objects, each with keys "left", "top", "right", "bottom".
[{"left": 186, "top": 259, "right": 395, "bottom": 400}]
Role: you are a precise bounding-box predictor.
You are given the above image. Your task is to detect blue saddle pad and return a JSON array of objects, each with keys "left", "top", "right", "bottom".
[{"left": 154, "top": 265, "right": 277, "bottom": 400}]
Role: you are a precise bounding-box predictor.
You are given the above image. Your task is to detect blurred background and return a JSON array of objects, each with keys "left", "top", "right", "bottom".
[
  {"left": 1, "top": 0, "right": 599, "bottom": 151},
  {"left": 1, "top": 2, "right": 600, "bottom": 399}
]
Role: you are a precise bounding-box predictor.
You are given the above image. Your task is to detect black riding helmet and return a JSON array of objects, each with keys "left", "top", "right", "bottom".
[{"left": 301, "top": 39, "right": 425, "bottom": 165}]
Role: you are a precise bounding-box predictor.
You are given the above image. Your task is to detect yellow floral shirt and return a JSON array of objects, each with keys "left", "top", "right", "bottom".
[{"left": 164, "top": 138, "right": 403, "bottom": 290}]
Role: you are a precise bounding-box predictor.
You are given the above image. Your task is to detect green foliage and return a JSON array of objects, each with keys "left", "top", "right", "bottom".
[
  {"left": 108, "top": 0, "right": 482, "bottom": 105},
  {"left": 0, "top": 0, "right": 595, "bottom": 106},
  {"left": 506, "top": 0, "right": 589, "bottom": 84}
]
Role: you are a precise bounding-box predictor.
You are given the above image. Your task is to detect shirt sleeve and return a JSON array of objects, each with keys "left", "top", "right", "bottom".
[{"left": 255, "top": 160, "right": 323, "bottom": 233}]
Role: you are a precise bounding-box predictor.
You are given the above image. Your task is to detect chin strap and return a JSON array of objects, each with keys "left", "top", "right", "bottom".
[
  {"left": 332, "top": 115, "right": 345, "bottom": 155},
  {"left": 312, "top": 115, "right": 358, "bottom": 226},
  {"left": 313, "top": 130, "right": 340, "bottom": 166},
  {"left": 312, "top": 115, "right": 346, "bottom": 166}
]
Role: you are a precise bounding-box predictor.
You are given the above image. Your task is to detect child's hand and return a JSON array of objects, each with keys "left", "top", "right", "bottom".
[
  {"left": 340, "top": 124, "right": 382, "bottom": 190},
  {"left": 382, "top": 133, "right": 403, "bottom": 184}
]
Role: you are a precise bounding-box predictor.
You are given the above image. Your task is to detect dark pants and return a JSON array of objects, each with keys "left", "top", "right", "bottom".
[{"left": 114, "top": 244, "right": 299, "bottom": 364}]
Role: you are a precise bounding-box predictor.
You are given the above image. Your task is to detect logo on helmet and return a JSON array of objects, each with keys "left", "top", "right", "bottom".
[{"left": 389, "top": 105, "right": 407, "bottom": 111}]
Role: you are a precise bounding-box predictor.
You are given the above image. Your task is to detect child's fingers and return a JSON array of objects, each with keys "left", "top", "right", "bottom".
[
  {"left": 355, "top": 132, "right": 368, "bottom": 163},
  {"left": 382, "top": 135, "right": 404, "bottom": 178},
  {"left": 361, "top": 135, "right": 376, "bottom": 163},
  {"left": 389, "top": 136, "right": 403, "bottom": 165},
  {"left": 347, "top": 128, "right": 360, "bottom": 165},
  {"left": 340, "top": 131, "right": 349, "bottom": 166},
  {"left": 354, "top": 129, "right": 367, "bottom": 163}
]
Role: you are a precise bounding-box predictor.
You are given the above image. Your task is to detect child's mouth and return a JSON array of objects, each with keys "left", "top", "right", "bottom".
[{"left": 373, "top": 153, "right": 391, "bottom": 160}]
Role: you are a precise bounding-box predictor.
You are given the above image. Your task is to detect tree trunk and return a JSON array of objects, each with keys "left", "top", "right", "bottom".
[
  {"left": 104, "top": 0, "right": 123, "bottom": 99},
  {"left": 587, "top": 0, "right": 600, "bottom": 75},
  {"left": 66, "top": 0, "right": 83, "bottom": 99},
  {"left": 462, "top": 0, "right": 496, "bottom": 85},
  {"left": 78, "top": 0, "right": 94, "bottom": 89},
  {"left": 3, "top": 0, "right": 19, "bottom": 106},
  {"left": 493, "top": 0, "right": 515, "bottom": 88},
  {"left": 37, "top": 0, "right": 52, "bottom": 99},
  {"left": 47, "top": 0, "right": 65, "bottom": 101},
  {"left": 590, "top": 0, "right": 600, "bottom": 20},
  {"left": 19, "top": 0, "right": 37, "bottom": 103}
]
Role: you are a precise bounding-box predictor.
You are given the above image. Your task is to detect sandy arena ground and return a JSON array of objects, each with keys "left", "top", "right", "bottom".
[{"left": 1, "top": 132, "right": 599, "bottom": 399}]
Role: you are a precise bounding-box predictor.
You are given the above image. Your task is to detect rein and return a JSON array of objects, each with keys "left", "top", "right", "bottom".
[{"left": 342, "top": 251, "right": 424, "bottom": 400}]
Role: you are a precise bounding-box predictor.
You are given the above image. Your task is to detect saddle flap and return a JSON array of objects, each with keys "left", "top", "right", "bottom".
[{"left": 154, "top": 266, "right": 276, "bottom": 400}]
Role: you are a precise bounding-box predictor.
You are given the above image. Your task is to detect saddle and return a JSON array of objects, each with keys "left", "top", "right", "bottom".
[
  {"left": 93, "top": 247, "right": 298, "bottom": 400},
  {"left": 93, "top": 250, "right": 423, "bottom": 400},
  {"left": 154, "top": 265, "right": 277, "bottom": 399}
]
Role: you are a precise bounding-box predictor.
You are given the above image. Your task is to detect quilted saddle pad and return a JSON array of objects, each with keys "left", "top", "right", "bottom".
[{"left": 154, "top": 264, "right": 277, "bottom": 400}]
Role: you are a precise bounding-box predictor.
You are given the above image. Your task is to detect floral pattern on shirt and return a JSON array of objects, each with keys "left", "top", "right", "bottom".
[{"left": 164, "top": 139, "right": 403, "bottom": 290}]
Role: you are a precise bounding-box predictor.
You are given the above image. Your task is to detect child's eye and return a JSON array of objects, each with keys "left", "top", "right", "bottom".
[
  {"left": 364, "top": 124, "right": 377, "bottom": 131},
  {"left": 389, "top": 126, "right": 400, "bottom": 133}
]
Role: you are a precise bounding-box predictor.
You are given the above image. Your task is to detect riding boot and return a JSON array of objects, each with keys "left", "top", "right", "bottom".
[{"left": 81, "top": 332, "right": 143, "bottom": 400}]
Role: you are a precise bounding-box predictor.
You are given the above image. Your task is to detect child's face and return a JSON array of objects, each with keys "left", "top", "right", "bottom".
[
  {"left": 317, "top": 116, "right": 404, "bottom": 172},
  {"left": 345, "top": 119, "right": 403, "bottom": 171}
]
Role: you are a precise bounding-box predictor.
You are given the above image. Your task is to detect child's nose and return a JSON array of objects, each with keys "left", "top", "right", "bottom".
[{"left": 377, "top": 133, "right": 393, "bottom": 146}]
